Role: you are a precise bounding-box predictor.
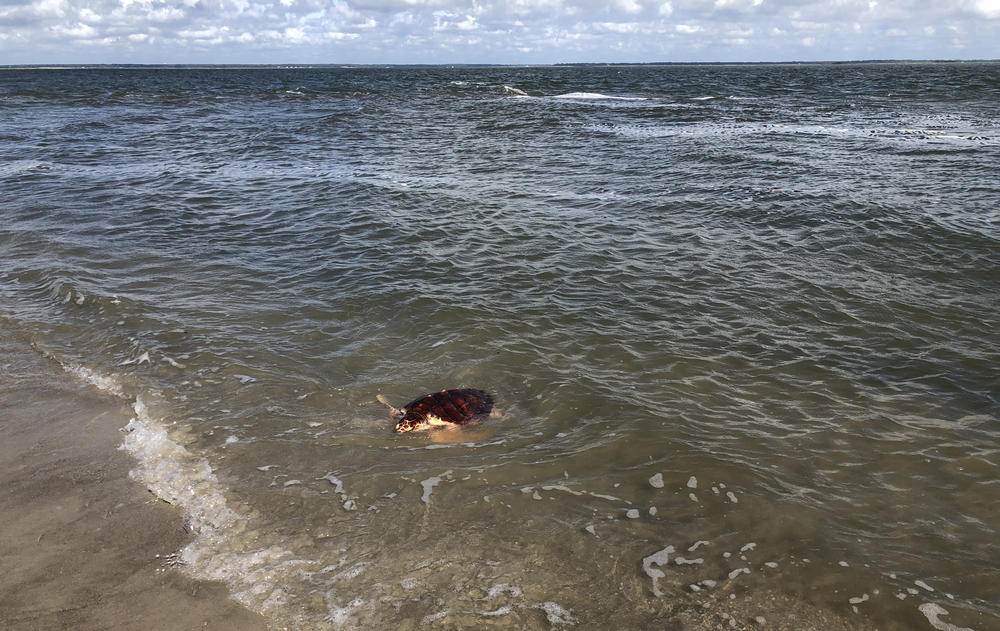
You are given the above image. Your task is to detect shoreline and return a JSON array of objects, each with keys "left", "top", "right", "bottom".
[
  {"left": 0, "top": 331, "right": 889, "bottom": 631},
  {"left": 0, "top": 332, "right": 268, "bottom": 631}
]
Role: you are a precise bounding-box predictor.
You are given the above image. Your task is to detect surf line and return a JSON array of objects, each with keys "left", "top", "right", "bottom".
[{"left": 58, "top": 358, "right": 302, "bottom": 622}]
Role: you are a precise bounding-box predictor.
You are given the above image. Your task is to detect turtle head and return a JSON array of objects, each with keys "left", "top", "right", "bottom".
[{"left": 394, "top": 415, "right": 428, "bottom": 433}]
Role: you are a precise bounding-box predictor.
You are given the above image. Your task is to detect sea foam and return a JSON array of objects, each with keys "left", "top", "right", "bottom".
[
  {"left": 552, "top": 92, "right": 647, "bottom": 101},
  {"left": 61, "top": 360, "right": 304, "bottom": 622}
]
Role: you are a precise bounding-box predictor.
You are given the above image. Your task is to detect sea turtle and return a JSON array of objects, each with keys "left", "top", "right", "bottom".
[{"left": 377, "top": 388, "right": 495, "bottom": 433}]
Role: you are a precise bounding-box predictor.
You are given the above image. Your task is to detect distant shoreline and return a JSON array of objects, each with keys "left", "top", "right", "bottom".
[{"left": 2, "top": 59, "right": 999, "bottom": 71}]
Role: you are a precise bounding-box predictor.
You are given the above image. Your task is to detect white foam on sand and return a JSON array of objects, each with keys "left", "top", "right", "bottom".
[
  {"left": 326, "top": 596, "right": 365, "bottom": 627},
  {"left": 420, "top": 611, "right": 448, "bottom": 624},
  {"left": 642, "top": 545, "right": 674, "bottom": 597},
  {"left": 918, "top": 603, "right": 975, "bottom": 631},
  {"left": 420, "top": 470, "right": 452, "bottom": 503},
  {"left": 64, "top": 361, "right": 127, "bottom": 397},
  {"left": 62, "top": 360, "right": 307, "bottom": 624},
  {"left": 488, "top": 583, "right": 523, "bottom": 598},
  {"left": 120, "top": 397, "right": 306, "bottom": 616},
  {"left": 121, "top": 398, "right": 242, "bottom": 533},
  {"left": 674, "top": 556, "right": 704, "bottom": 565},
  {"left": 534, "top": 601, "right": 577, "bottom": 625},
  {"left": 318, "top": 473, "right": 359, "bottom": 511},
  {"left": 523, "top": 484, "right": 630, "bottom": 504}
]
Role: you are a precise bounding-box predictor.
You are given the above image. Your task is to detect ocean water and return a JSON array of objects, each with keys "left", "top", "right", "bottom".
[{"left": 1, "top": 63, "right": 998, "bottom": 630}]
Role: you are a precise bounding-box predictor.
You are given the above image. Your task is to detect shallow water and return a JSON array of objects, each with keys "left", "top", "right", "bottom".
[{"left": 2, "top": 63, "right": 998, "bottom": 630}]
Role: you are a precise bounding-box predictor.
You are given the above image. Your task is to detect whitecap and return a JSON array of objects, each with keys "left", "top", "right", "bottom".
[
  {"left": 162, "top": 355, "right": 186, "bottom": 369},
  {"left": 552, "top": 92, "right": 647, "bottom": 101},
  {"left": 502, "top": 85, "right": 529, "bottom": 96},
  {"left": 119, "top": 351, "right": 151, "bottom": 366}
]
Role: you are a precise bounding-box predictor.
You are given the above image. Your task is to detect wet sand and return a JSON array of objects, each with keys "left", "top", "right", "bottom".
[{"left": 0, "top": 334, "right": 267, "bottom": 631}]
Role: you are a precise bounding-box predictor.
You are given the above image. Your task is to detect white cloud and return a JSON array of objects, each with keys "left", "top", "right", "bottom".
[
  {"left": 49, "top": 21, "right": 97, "bottom": 38},
  {"left": 596, "top": 21, "right": 641, "bottom": 32},
  {"left": 42, "top": 0, "right": 71, "bottom": 18},
  {"left": 1, "top": 0, "right": 998, "bottom": 63},
  {"left": 284, "top": 26, "right": 306, "bottom": 41},
  {"left": 972, "top": 0, "right": 1000, "bottom": 18},
  {"left": 78, "top": 8, "right": 102, "bottom": 22},
  {"left": 713, "top": 0, "right": 763, "bottom": 11},
  {"left": 612, "top": 0, "right": 643, "bottom": 14},
  {"left": 178, "top": 25, "right": 228, "bottom": 39}
]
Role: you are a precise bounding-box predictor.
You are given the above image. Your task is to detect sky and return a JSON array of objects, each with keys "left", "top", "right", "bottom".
[{"left": 1, "top": 0, "right": 999, "bottom": 65}]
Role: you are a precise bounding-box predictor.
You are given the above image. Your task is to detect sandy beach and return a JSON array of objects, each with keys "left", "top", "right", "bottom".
[{"left": 0, "top": 331, "right": 267, "bottom": 631}]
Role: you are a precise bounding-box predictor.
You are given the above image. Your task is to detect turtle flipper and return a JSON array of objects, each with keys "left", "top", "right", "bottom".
[{"left": 376, "top": 394, "right": 403, "bottom": 420}]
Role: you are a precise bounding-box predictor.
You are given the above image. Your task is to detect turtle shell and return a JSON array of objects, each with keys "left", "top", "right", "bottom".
[{"left": 394, "top": 388, "right": 493, "bottom": 433}]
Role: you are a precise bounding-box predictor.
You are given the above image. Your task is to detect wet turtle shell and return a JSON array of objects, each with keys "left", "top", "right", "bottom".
[{"left": 388, "top": 388, "right": 494, "bottom": 433}]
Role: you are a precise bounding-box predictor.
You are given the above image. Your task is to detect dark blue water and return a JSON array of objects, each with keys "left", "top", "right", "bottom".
[{"left": 2, "top": 63, "right": 998, "bottom": 630}]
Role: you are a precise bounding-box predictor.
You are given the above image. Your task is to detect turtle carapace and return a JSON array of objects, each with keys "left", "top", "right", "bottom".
[{"left": 378, "top": 389, "right": 494, "bottom": 433}]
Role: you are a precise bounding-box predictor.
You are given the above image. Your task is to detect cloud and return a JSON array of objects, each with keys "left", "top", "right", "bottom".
[
  {"left": 0, "top": 0, "right": 998, "bottom": 63},
  {"left": 972, "top": 0, "right": 1000, "bottom": 19}
]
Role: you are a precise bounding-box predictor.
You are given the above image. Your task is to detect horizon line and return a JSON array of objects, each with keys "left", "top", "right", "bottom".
[{"left": 3, "top": 58, "right": 1000, "bottom": 70}]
